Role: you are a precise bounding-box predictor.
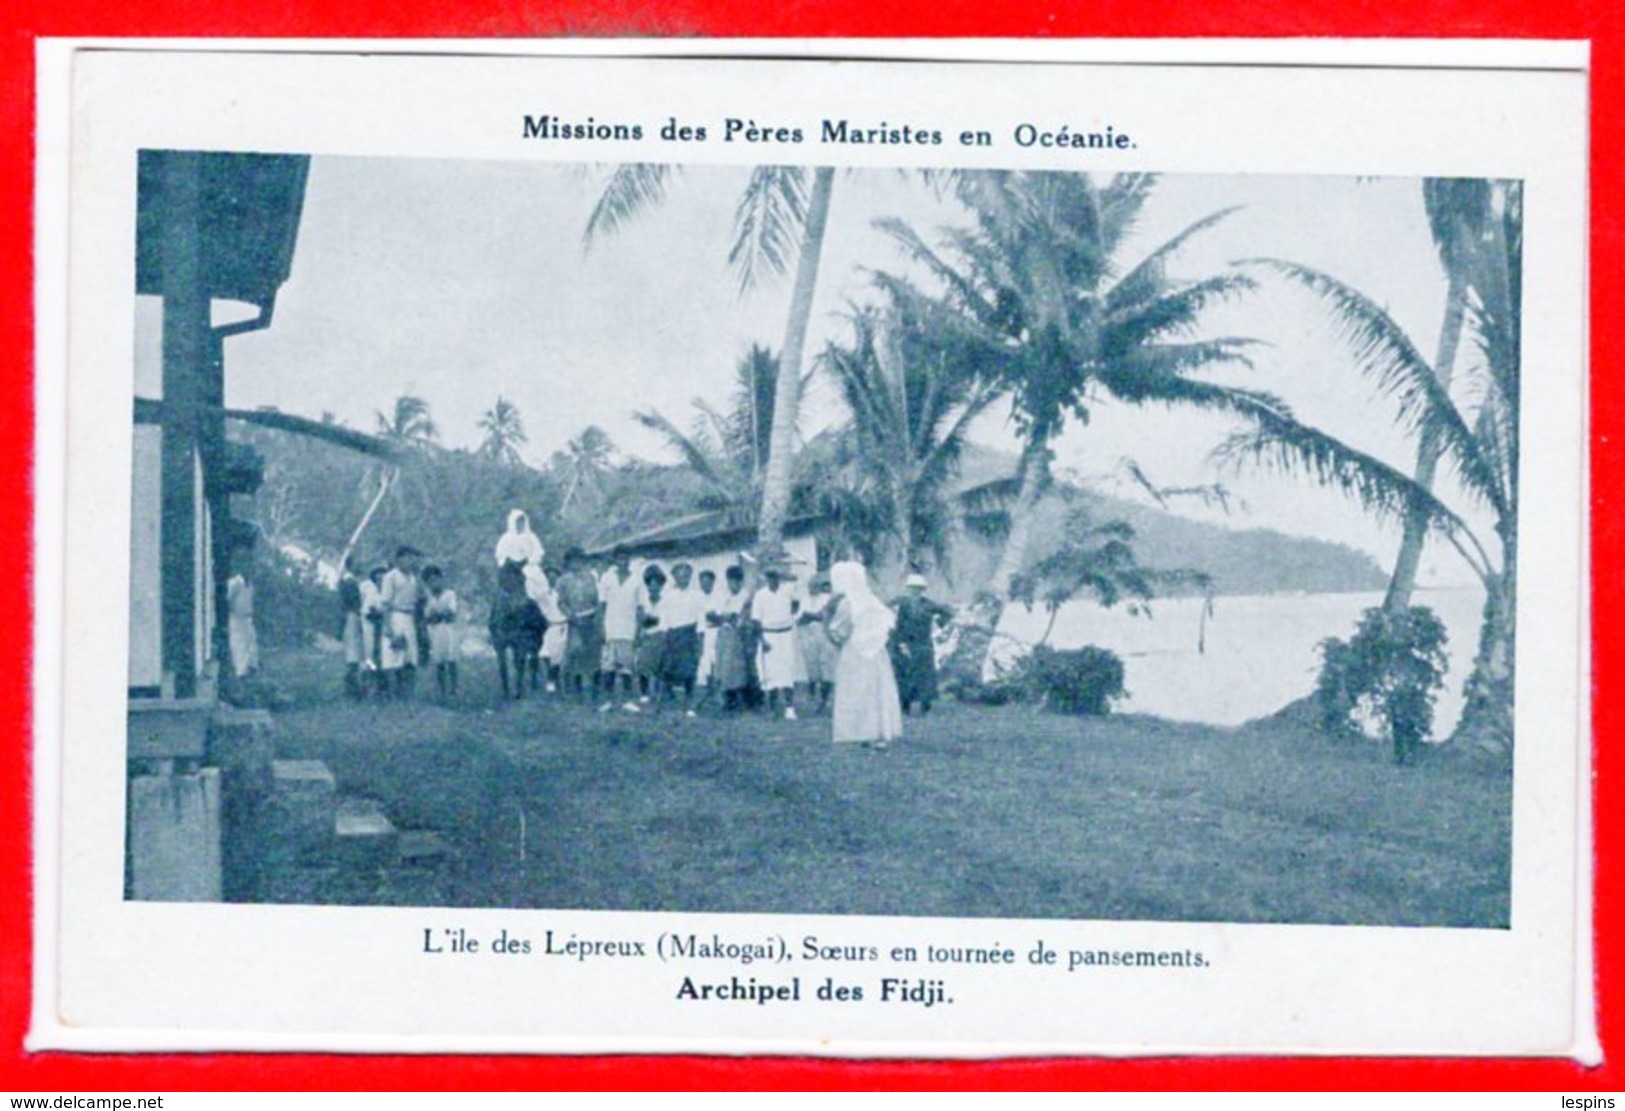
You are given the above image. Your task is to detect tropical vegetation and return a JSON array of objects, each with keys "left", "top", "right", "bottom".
[
  {"left": 1222, "top": 179, "right": 1521, "bottom": 750},
  {"left": 586, "top": 164, "right": 837, "bottom": 560},
  {"left": 867, "top": 170, "right": 1269, "bottom": 618},
  {"left": 816, "top": 300, "right": 1005, "bottom": 585}
]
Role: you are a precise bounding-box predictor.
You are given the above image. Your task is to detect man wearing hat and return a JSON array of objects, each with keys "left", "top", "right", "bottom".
[
  {"left": 750, "top": 556, "right": 802, "bottom": 720},
  {"left": 890, "top": 571, "right": 953, "bottom": 715}
]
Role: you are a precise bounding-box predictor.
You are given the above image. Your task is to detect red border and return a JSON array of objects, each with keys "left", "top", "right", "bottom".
[{"left": 2, "top": 1, "right": 1615, "bottom": 1092}]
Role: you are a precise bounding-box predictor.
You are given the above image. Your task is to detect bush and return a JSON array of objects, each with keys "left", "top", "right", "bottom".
[
  {"left": 951, "top": 658, "right": 1035, "bottom": 707},
  {"left": 1315, "top": 605, "right": 1448, "bottom": 765},
  {"left": 942, "top": 629, "right": 1128, "bottom": 715},
  {"left": 252, "top": 549, "right": 341, "bottom": 649},
  {"left": 1029, "top": 645, "right": 1127, "bottom": 716}
]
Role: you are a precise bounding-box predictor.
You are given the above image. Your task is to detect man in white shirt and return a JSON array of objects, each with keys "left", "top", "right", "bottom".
[
  {"left": 598, "top": 548, "right": 642, "bottom": 709},
  {"left": 751, "top": 561, "right": 801, "bottom": 720},
  {"left": 694, "top": 568, "right": 720, "bottom": 699},
  {"left": 379, "top": 546, "right": 424, "bottom": 699}
]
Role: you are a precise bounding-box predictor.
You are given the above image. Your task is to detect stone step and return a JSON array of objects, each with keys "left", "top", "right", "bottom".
[
  {"left": 397, "top": 830, "right": 457, "bottom": 865},
  {"left": 333, "top": 797, "right": 400, "bottom": 868}
]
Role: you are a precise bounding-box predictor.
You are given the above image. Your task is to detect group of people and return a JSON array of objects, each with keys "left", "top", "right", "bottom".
[
  {"left": 338, "top": 545, "right": 462, "bottom": 700},
  {"left": 337, "top": 508, "right": 956, "bottom": 750}
]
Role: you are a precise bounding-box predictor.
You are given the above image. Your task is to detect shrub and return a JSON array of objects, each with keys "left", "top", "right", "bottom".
[
  {"left": 1029, "top": 645, "right": 1126, "bottom": 716},
  {"left": 252, "top": 548, "right": 341, "bottom": 649},
  {"left": 1314, "top": 605, "right": 1449, "bottom": 765},
  {"left": 951, "top": 656, "right": 1036, "bottom": 707}
]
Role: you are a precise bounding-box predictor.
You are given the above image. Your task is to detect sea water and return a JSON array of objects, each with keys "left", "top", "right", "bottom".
[{"left": 994, "top": 586, "right": 1488, "bottom": 733}]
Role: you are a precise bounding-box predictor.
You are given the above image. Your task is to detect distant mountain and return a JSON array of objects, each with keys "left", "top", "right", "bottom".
[
  {"left": 945, "top": 446, "right": 1387, "bottom": 600},
  {"left": 1076, "top": 492, "right": 1388, "bottom": 597}
]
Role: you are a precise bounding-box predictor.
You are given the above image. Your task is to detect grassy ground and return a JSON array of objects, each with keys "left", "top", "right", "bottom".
[{"left": 262, "top": 646, "right": 1511, "bottom": 927}]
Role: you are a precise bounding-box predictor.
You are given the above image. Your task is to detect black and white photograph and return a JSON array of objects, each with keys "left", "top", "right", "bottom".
[
  {"left": 125, "top": 153, "right": 1522, "bottom": 928},
  {"left": 37, "top": 42, "right": 1588, "bottom": 1057}
]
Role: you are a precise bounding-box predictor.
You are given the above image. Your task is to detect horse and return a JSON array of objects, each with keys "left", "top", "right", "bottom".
[{"left": 489, "top": 559, "right": 548, "bottom": 700}]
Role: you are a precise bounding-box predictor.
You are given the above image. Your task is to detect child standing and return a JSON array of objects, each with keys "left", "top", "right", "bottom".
[{"left": 422, "top": 564, "right": 460, "bottom": 700}]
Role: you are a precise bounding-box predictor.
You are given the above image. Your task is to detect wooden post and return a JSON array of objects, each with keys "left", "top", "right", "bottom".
[{"left": 159, "top": 152, "right": 208, "bottom": 699}]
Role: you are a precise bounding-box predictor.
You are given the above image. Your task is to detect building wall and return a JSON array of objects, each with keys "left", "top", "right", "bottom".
[
  {"left": 631, "top": 534, "right": 820, "bottom": 599},
  {"left": 128, "top": 426, "right": 163, "bottom": 691},
  {"left": 127, "top": 432, "right": 212, "bottom": 696}
]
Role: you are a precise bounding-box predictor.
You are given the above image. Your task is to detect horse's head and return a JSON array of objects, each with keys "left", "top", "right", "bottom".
[{"left": 497, "top": 558, "right": 528, "bottom": 595}]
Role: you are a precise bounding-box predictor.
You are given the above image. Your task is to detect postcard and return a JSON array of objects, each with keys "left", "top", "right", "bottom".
[{"left": 31, "top": 38, "right": 1592, "bottom": 1057}]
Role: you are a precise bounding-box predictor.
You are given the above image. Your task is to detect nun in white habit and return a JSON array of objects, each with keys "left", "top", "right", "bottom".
[
  {"left": 826, "top": 560, "right": 904, "bottom": 749},
  {"left": 494, "top": 509, "right": 545, "bottom": 568}
]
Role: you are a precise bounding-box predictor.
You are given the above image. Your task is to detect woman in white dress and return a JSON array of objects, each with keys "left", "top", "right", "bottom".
[{"left": 826, "top": 560, "right": 903, "bottom": 749}]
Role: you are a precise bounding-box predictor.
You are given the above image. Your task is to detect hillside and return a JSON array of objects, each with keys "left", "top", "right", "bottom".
[
  {"left": 943, "top": 443, "right": 1387, "bottom": 599},
  {"left": 236, "top": 422, "right": 1386, "bottom": 610},
  {"left": 1079, "top": 493, "right": 1388, "bottom": 597}
]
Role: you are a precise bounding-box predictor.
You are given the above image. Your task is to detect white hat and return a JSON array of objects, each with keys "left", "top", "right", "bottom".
[{"left": 905, "top": 573, "right": 928, "bottom": 588}]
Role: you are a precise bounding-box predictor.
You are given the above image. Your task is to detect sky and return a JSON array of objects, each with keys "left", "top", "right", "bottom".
[{"left": 134, "top": 156, "right": 1499, "bottom": 587}]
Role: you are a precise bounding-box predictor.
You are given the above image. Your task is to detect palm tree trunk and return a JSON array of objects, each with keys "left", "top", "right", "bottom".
[
  {"left": 974, "top": 439, "right": 1051, "bottom": 676},
  {"left": 1453, "top": 520, "right": 1516, "bottom": 754},
  {"left": 888, "top": 484, "right": 913, "bottom": 594},
  {"left": 757, "top": 166, "right": 835, "bottom": 556},
  {"left": 1384, "top": 272, "right": 1468, "bottom": 611},
  {"left": 339, "top": 466, "right": 397, "bottom": 569},
  {"left": 988, "top": 436, "right": 1053, "bottom": 602}
]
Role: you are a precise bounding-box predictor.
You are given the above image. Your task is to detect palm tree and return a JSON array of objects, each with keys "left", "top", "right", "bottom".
[
  {"left": 1223, "top": 181, "right": 1521, "bottom": 749},
  {"left": 632, "top": 346, "right": 816, "bottom": 527},
  {"left": 478, "top": 395, "right": 529, "bottom": 467},
  {"left": 873, "top": 170, "right": 1263, "bottom": 606},
  {"left": 374, "top": 394, "right": 439, "bottom": 450},
  {"left": 557, "top": 425, "right": 617, "bottom": 513},
  {"left": 587, "top": 163, "right": 836, "bottom": 558},
  {"left": 819, "top": 301, "right": 1005, "bottom": 585},
  {"left": 1385, "top": 179, "right": 1501, "bottom": 612}
]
